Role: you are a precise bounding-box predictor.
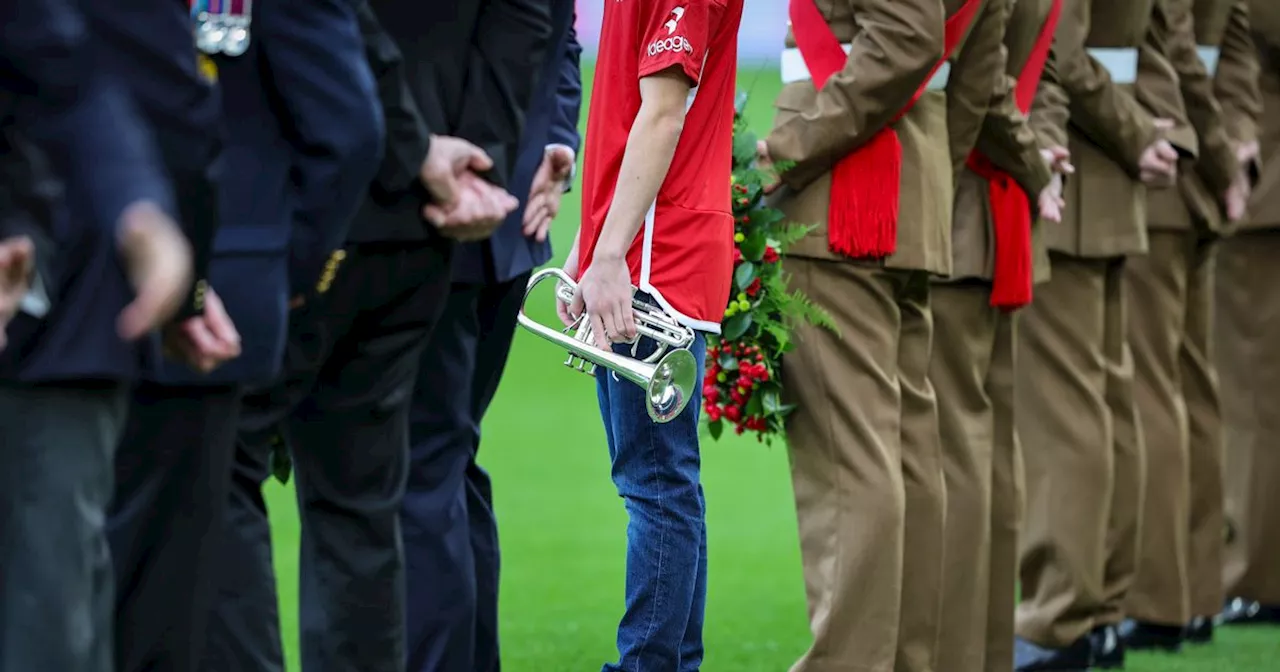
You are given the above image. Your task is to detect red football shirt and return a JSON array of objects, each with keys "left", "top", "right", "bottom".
[{"left": 577, "top": 0, "right": 743, "bottom": 333}]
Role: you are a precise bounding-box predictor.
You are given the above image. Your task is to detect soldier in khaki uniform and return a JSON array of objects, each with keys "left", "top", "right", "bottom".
[
  {"left": 1217, "top": 0, "right": 1280, "bottom": 627},
  {"left": 932, "top": 0, "right": 1067, "bottom": 670},
  {"left": 1012, "top": 0, "right": 1185, "bottom": 668},
  {"left": 759, "top": 0, "right": 987, "bottom": 669},
  {"left": 1122, "top": 0, "right": 1261, "bottom": 649}
]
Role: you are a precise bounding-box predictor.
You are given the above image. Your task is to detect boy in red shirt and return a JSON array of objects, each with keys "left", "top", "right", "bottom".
[{"left": 559, "top": 1, "right": 743, "bottom": 668}]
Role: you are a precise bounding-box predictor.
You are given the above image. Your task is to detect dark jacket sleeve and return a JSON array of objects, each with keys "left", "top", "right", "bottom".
[
  {"left": 546, "top": 19, "right": 583, "bottom": 153},
  {"left": 259, "top": 0, "right": 386, "bottom": 298},
  {"left": 359, "top": 2, "right": 435, "bottom": 198},
  {"left": 456, "top": 0, "right": 556, "bottom": 188},
  {"left": 0, "top": 0, "right": 172, "bottom": 235}
]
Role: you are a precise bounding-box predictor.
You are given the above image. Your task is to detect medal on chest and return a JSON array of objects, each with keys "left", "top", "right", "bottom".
[{"left": 192, "top": 0, "right": 253, "bottom": 57}]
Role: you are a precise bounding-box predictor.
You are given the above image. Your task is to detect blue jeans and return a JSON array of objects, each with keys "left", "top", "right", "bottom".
[{"left": 597, "top": 330, "right": 708, "bottom": 672}]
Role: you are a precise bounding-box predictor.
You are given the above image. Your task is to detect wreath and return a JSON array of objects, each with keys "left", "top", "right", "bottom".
[{"left": 702, "top": 95, "right": 835, "bottom": 445}]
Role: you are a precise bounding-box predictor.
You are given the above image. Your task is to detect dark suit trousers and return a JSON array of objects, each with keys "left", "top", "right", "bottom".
[
  {"left": 403, "top": 272, "right": 528, "bottom": 672},
  {"left": 204, "top": 242, "right": 452, "bottom": 672},
  {"left": 0, "top": 381, "right": 128, "bottom": 672},
  {"left": 110, "top": 382, "right": 242, "bottom": 672}
]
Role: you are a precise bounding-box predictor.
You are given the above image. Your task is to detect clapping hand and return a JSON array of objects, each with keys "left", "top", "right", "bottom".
[
  {"left": 0, "top": 235, "right": 35, "bottom": 351},
  {"left": 423, "top": 171, "right": 518, "bottom": 241},
  {"left": 420, "top": 135, "right": 494, "bottom": 207},
  {"left": 522, "top": 145, "right": 575, "bottom": 243}
]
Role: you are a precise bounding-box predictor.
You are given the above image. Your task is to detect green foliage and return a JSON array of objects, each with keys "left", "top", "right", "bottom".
[{"left": 702, "top": 94, "right": 837, "bottom": 445}]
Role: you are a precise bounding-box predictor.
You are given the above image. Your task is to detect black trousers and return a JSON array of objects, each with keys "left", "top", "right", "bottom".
[
  {"left": 0, "top": 381, "right": 128, "bottom": 672},
  {"left": 402, "top": 273, "right": 528, "bottom": 672},
  {"left": 203, "top": 241, "right": 452, "bottom": 672},
  {"left": 109, "top": 382, "right": 242, "bottom": 672}
]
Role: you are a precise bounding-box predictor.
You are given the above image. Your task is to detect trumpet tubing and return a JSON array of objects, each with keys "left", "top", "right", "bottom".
[{"left": 516, "top": 268, "right": 699, "bottom": 423}]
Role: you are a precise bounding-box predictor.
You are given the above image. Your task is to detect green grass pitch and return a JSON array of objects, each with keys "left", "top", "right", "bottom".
[{"left": 261, "top": 63, "right": 1280, "bottom": 670}]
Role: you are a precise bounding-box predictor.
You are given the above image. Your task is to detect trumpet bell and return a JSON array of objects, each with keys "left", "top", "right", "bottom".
[{"left": 644, "top": 347, "right": 698, "bottom": 423}]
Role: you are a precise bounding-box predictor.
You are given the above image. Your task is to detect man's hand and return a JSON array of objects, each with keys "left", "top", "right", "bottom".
[
  {"left": 420, "top": 135, "right": 494, "bottom": 207},
  {"left": 1237, "top": 139, "right": 1260, "bottom": 166},
  {"left": 116, "top": 201, "right": 194, "bottom": 341},
  {"left": 1035, "top": 146, "right": 1072, "bottom": 225},
  {"left": 1225, "top": 140, "right": 1260, "bottom": 222},
  {"left": 1041, "top": 146, "right": 1074, "bottom": 177},
  {"left": 1039, "top": 174, "right": 1066, "bottom": 224},
  {"left": 423, "top": 171, "right": 518, "bottom": 242},
  {"left": 1139, "top": 119, "right": 1179, "bottom": 187},
  {"left": 756, "top": 140, "right": 781, "bottom": 194},
  {"left": 522, "top": 146, "right": 575, "bottom": 243},
  {"left": 572, "top": 254, "right": 636, "bottom": 349},
  {"left": 162, "top": 287, "right": 241, "bottom": 373},
  {"left": 0, "top": 236, "right": 35, "bottom": 351}
]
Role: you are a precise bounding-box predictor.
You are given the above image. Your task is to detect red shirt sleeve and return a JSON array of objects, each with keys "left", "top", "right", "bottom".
[{"left": 636, "top": 1, "right": 720, "bottom": 85}]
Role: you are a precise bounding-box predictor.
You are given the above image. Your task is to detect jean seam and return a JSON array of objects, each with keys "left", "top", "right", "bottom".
[{"left": 629, "top": 390, "right": 670, "bottom": 671}]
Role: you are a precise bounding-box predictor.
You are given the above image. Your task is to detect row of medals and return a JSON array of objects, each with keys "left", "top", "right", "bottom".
[{"left": 195, "top": 9, "right": 251, "bottom": 57}]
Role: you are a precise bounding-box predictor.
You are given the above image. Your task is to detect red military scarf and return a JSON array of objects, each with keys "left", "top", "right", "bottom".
[
  {"left": 965, "top": 0, "right": 1062, "bottom": 311},
  {"left": 789, "top": 0, "right": 985, "bottom": 259}
]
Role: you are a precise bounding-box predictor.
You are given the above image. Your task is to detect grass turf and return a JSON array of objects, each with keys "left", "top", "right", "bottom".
[{"left": 261, "top": 62, "right": 1280, "bottom": 670}]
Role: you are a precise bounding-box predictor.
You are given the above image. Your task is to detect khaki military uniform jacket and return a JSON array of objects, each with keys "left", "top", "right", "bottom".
[
  {"left": 1146, "top": 0, "right": 1258, "bottom": 233},
  {"left": 949, "top": 0, "right": 1060, "bottom": 282},
  {"left": 764, "top": 0, "right": 954, "bottom": 275},
  {"left": 1041, "top": 0, "right": 1161, "bottom": 259},
  {"left": 1240, "top": 0, "right": 1279, "bottom": 230}
]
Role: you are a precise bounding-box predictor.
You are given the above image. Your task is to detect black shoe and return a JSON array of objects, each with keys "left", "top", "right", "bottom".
[
  {"left": 1089, "top": 624, "right": 1124, "bottom": 669},
  {"left": 1014, "top": 636, "right": 1094, "bottom": 671},
  {"left": 1218, "top": 597, "right": 1280, "bottom": 626},
  {"left": 1117, "top": 619, "right": 1183, "bottom": 652},
  {"left": 1184, "top": 616, "right": 1213, "bottom": 644}
]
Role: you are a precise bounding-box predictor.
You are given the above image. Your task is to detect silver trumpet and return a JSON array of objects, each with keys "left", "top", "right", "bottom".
[{"left": 517, "top": 268, "right": 698, "bottom": 423}]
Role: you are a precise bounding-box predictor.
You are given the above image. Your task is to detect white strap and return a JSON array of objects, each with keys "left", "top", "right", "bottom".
[
  {"left": 1197, "top": 45, "right": 1221, "bottom": 75},
  {"left": 1087, "top": 47, "right": 1139, "bottom": 84},
  {"left": 780, "top": 46, "right": 950, "bottom": 90}
]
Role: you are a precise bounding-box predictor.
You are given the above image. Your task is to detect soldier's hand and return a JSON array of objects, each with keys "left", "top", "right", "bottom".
[
  {"left": 0, "top": 235, "right": 35, "bottom": 351},
  {"left": 1038, "top": 174, "right": 1065, "bottom": 224},
  {"left": 522, "top": 146, "right": 575, "bottom": 243},
  {"left": 1224, "top": 168, "right": 1252, "bottom": 222},
  {"left": 1237, "top": 139, "right": 1260, "bottom": 166},
  {"left": 162, "top": 287, "right": 242, "bottom": 373},
  {"left": 421, "top": 135, "right": 494, "bottom": 207},
  {"left": 1041, "top": 146, "right": 1074, "bottom": 176},
  {"left": 1139, "top": 119, "right": 1178, "bottom": 187},
  {"left": 116, "top": 201, "right": 194, "bottom": 341},
  {"left": 423, "top": 172, "right": 517, "bottom": 242},
  {"left": 756, "top": 140, "right": 780, "bottom": 194}
]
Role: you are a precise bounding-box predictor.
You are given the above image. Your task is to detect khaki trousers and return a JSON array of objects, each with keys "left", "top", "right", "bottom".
[
  {"left": 1123, "top": 231, "right": 1221, "bottom": 626},
  {"left": 930, "top": 283, "right": 1023, "bottom": 672},
  {"left": 783, "top": 260, "right": 945, "bottom": 672},
  {"left": 1216, "top": 231, "right": 1280, "bottom": 605},
  {"left": 1015, "top": 254, "right": 1146, "bottom": 647}
]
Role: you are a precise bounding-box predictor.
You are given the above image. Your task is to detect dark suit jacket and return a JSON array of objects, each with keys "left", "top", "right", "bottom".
[
  {"left": 0, "top": 0, "right": 177, "bottom": 382},
  {"left": 453, "top": 2, "right": 582, "bottom": 285},
  {"left": 350, "top": 0, "right": 556, "bottom": 244},
  {"left": 150, "top": 0, "right": 383, "bottom": 386}
]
